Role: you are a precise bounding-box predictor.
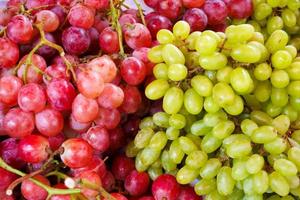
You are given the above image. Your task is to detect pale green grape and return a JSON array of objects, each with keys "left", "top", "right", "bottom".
[
  {"left": 199, "top": 52, "right": 228, "bottom": 70},
  {"left": 135, "top": 152, "right": 148, "bottom": 172},
  {"left": 232, "top": 159, "right": 250, "bottom": 181},
  {"left": 270, "top": 70, "right": 290, "bottom": 88},
  {"left": 223, "top": 134, "right": 250, "bottom": 148},
  {"left": 134, "top": 128, "right": 155, "bottom": 149},
  {"left": 153, "top": 112, "right": 169, "bottom": 128},
  {"left": 190, "top": 120, "right": 212, "bottom": 136},
  {"left": 254, "top": 81, "right": 271, "bottom": 102},
  {"left": 167, "top": 63, "right": 187, "bottom": 81},
  {"left": 178, "top": 136, "right": 198, "bottom": 154},
  {"left": 212, "top": 82, "right": 235, "bottom": 107},
  {"left": 163, "top": 87, "right": 184, "bottom": 114},
  {"left": 204, "top": 96, "right": 221, "bottom": 113},
  {"left": 270, "top": 88, "right": 289, "bottom": 107},
  {"left": 191, "top": 75, "right": 213, "bottom": 97},
  {"left": 217, "top": 167, "right": 236, "bottom": 196},
  {"left": 194, "top": 178, "right": 216, "bottom": 195},
  {"left": 287, "top": 62, "right": 300, "bottom": 80},
  {"left": 279, "top": 0, "right": 288, "bottom": 8},
  {"left": 241, "top": 119, "right": 258, "bottom": 137},
  {"left": 223, "top": 95, "right": 244, "bottom": 116},
  {"left": 282, "top": 8, "right": 297, "bottom": 27},
  {"left": 243, "top": 176, "right": 255, "bottom": 195},
  {"left": 126, "top": 141, "right": 140, "bottom": 158},
  {"left": 246, "top": 154, "right": 264, "bottom": 174},
  {"left": 251, "top": 125, "right": 277, "bottom": 144},
  {"left": 247, "top": 41, "right": 269, "bottom": 62},
  {"left": 169, "top": 114, "right": 186, "bottom": 129},
  {"left": 264, "top": 137, "right": 287, "bottom": 155},
  {"left": 254, "top": 3, "right": 272, "bottom": 20},
  {"left": 288, "top": 0, "right": 300, "bottom": 10},
  {"left": 228, "top": 188, "right": 244, "bottom": 200},
  {"left": 271, "top": 114, "right": 290, "bottom": 135},
  {"left": 186, "top": 52, "right": 200, "bottom": 68},
  {"left": 157, "top": 29, "right": 175, "bottom": 44},
  {"left": 173, "top": 21, "right": 190, "bottom": 40},
  {"left": 267, "top": 16, "right": 284, "bottom": 34},
  {"left": 243, "top": 194, "right": 263, "bottom": 200},
  {"left": 225, "top": 24, "right": 255, "bottom": 43},
  {"left": 253, "top": 63, "right": 272, "bottom": 81},
  {"left": 148, "top": 45, "right": 164, "bottom": 63},
  {"left": 186, "top": 133, "right": 202, "bottom": 149},
  {"left": 217, "top": 66, "right": 233, "bottom": 83},
  {"left": 267, "top": 0, "right": 281, "bottom": 7},
  {"left": 140, "top": 147, "right": 161, "bottom": 166},
  {"left": 201, "top": 133, "right": 222, "bottom": 153},
  {"left": 166, "top": 127, "right": 180, "bottom": 140},
  {"left": 268, "top": 154, "right": 287, "bottom": 166},
  {"left": 145, "top": 79, "right": 169, "bottom": 100},
  {"left": 203, "top": 110, "right": 228, "bottom": 127},
  {"left": 274, "top": 158, "right": 298, "bottom": 176},
  {"left": 169, "top": 139, "right": 184, "bottom": 164},
  {"left": 139, "top": 117, "right": 156, "bottom": 129},
  {"left": 212, "top": 120, "right": 235, "bottom": 139},
  {"left": 250, "top": 110, "right": 273, "bottom": 125},
  {"left": 161, "top": 150, "right": 177, "bottom": 172},
  {"left": 148, "top": 166, "right": 162, "bottom": 180},
  {"left": 206, "top": 190, "right": 226, "bottom": 200},
  {"left": 288, "top": 81, "right": 300, "bottom": 97},
  {"left": 186, "top": 31, "right": 201, "bottom": 50},
  {"left": 250, "top": 31, "right": 265, "bottom": 44},
  {"left": 153, "top": 63, "right": 168, "bottom": 79},
  {"left": 230, "top": 67, "right": 254, "bottom": 94},
  {"left": 248, "top": 20, "right": 262, "bottom": 32},
  {"left": 148, "top": 131, "right": 168, "bottom": 150},
  {"left": 266, "top": 30, "right": 289, "bottom": 53},
  {"left": 271, "top": 50, "right": 292, "bottom": 69},
  {"left": 292, "top": 130, "right": 300, "bottom": 143},
  {"left": 265, "top": 102, "right": 283, "bottom": 117},
  {"left": 183, "top": 88, "right": 203, "bottom": 115},
  {"left": 286, "top": 175, "right": 300, "bottom": 189},
  {"left": 226, "top": 137, "right": 252, "bottom": 158},
  {"left": 162, "top": 44, "right": 185, "bottom": 65},
  {"left": 290, "top": 96, "right": 300, "bottom": 111},
  {"left": 195, "top": 34, "right": 218, "bottom": 55},
  {"left": 185, "top": 150, "right": 208, "bottom": 169},
  {"left": 231, "top": 44, "right": 261, "bottom": 63},
  {"left": 283, "top": 105, "right": 298, "bottom": 121},
  {"left": 200, "top": 158, "right": 222, "bottom": 179},
  {"left": 176, "top": 166, "right": 198, "bottom": 184},
  {"left": 202, "top": 30, "right": 222, "bottom": 43},
  {"left": 269, "top": 171, "right": 290, "bottom": 196}
]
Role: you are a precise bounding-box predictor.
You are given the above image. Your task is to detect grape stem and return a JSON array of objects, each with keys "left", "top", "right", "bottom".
[
  {"left": 132, "top": 0, "right": 146, "bottom": 26},
  {"left": 0, "top": 158, "right": 81, "bottom": 198}
]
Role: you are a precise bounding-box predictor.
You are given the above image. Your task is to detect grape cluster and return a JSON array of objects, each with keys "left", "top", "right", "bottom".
[{"left": 129, "top": 20, "right": 300, "bottom": 199}]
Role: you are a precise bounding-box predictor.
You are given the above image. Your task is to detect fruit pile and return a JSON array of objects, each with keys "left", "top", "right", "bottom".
[{"left": 0, "top": 0, "right": 300, "bottom": 199}]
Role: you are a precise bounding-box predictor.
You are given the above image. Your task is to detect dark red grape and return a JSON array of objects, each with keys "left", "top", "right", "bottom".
[
  {"left": 183, "top": 8, "right": 208, "bottom": 31},
  {"left": 125, "top": 170, "right": 150, "bottom": 196},
  {"left": 183, "top": 0, "right": 205, "bottom": 8},
  {"left": 124, "top": 23, "right": 152, "bottom": 49},
  {"left": 0, "top": 138, "right": 26, "bottom": 169},
  {"left": 225, "top": 0, "right": 253, "bottom": 19},
  {"left": 146, "top": 14, "right": 172, "bottom": 39},
  {"left": 94, "top": 107, "right": 120, "bottom": 129},
  {"left": 120, "top": 57, "right": 147, "bottom": 85},
  {"left": 202, "top": 0, "right": 228, "bottom": 25},
  {"left": 178, "top": 186, "right": 202, "bottom": 200},
  {"left": 112, "top": 155, "right": 135, "bottom": 181},
  {"left": 152, "top": 174, "right": 180, "bottom": 200},
  {"left": 99, "top": 27, "right": 120, "bottom": 54},
  {"left": 156, "top": 0, "right": 182, "bottom": 20},
  {"left": 120, "top": 85, "right": 142, "bottom": 114}
]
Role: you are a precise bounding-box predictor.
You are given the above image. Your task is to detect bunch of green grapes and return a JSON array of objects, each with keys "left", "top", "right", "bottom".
[{"left": 126, "top": 20, "right": 300, "bottom": 199}]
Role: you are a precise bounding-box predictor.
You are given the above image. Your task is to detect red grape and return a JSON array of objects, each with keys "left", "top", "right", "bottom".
[
  {"left": 102, "top": 171, "right": 116, "bottom": 192},
  {"left": 72, "top": 94, "right": 99, "bottom": 123},
  {"left": 112, "top": 155, "right": 135, "bottom": 181},
  {"left": 3, "top": 108, "right": 34, "bottom": 138},
  {"left": 82, "top": 126, "right": 110, "bottom": 152},
  {"left": 87, "top": 27, "right": 100, "bottom": 53},
  {"left": 182, "top": 0, "right": 205, "bottom": 8},
  {"left": 144, "top": 0, "right": 159, "bottom": 8},
  {"left": 99, "top": 27, "right": 120, "bottom": 54},
  {"left": 93, "top": 13, "right": 110, "bottom": 33},
  {"left": 124, "top": 23, "right": 152, "bottom": 49},
  {"left": 35, "top": 108, "right": 64, "bottom": 137},
  {"left": 0, "top": 38, "right": 19, "bottom": 68},
  {"left": 0, "top": 75, "right": 22, "bottom": 106},
  {"left": 25, "top": 0, "right": 55, "bottom": 10},
  {"left": 18, "top": 83, "right": 46, "bottom": 113},
  {"left": 51, "top": 5, "right": 67, "bottom": 24},
  {"left": 7, "top": 15, "right": 33, "bottom": 44},
  {"left": 77, "top": 69, "right": 104, "bottom": 99},
  {"left": 225, "top": 0, "right": 253, "bottom": 19},
  {"left": 208, "top": 20, "right": 227, "bottom": 32},
  {"left": 202, "top": 0, "right": 228, "bottom": 25},
  {"left": 125, "top": 170, "right": 150, "bottom": 196},
  {"left": 120, "top": 85, "right": 142, "bottom": 114},
  {"left": 21, "top": 175, "right": 50, "bottom": 200},
  {"left": 18, "top": 134, "right": 50, "bottom": 163},
  {"left": 46, "top": 79, "right": 76, "bottom": 111},
  {"left": 68, "top": 114, "right": 92, "bottom": 134},
  {"left": 84, "top": 0, "right": 109, "bottom": 10},
  {"left": 132, "top": 47, "right": 155, "bottom": 75},
  {"left": 108, "top": 127, "right": 126, "bottom": 151},
  {"left": 145, "top": 14, "right": 172, "bottom": 39},
  {"left": 178, "top": 186, "right": 202, "bottom": 200},
  {"left": 62, "top": 26, "right": 91, "bottom": 55},
  {"left": 123, "top": 117, "right": 141, "bottom": 137},
  {"left": 94, "top": 107, "right": 120, "bottom": 129},
  {"left": 0, "top": 167, "right": 17, "bottom": 190},
  {"left": 35, "top": 33, "right": 57, "bottom": 59},
  {"left": 122, "top": 9, "right": 141, "bottom": 23},
  {"left": 97, "top": 83, "right": 124, "bottom": 109},
  {"left": 106, "top": 193, "right": 128, "bottom": 200},
  {"left": 68, "top": 4, "right": 94, "bottom": 29},
  {"left": 48, "top": 132, "right": 65, "bottom": 151},
  {"left": 60, "top": 138, "right": 93, "bottom": 168},
  {"left": 50, "top": 184, "right": 71, "bottom": 200},
  {"left": 119, "top": 14, "right": 137, "bottom": 29},
  {"left": 152, "top": 174, "right": 180, "bottom": 200},
  {"left": 183, "top": 8, "right": 208, "bottom": 32},
  {"left": 138, "top": 197, "right": 155, "bottom": 200},
  {"left": 156, "top": 0, "right": 182, "bottom": 20},
  {"left": 120, "top": 57, "right": 147, "bottom": 85},
  {"left": 36, "top": 10, "right": 60, "bottom": 32},
  {"left": 77, "top": 170, "right": 102, "bottom": 199},
  {"left": 44, "top": 64, "right": 70, "bottom": 84},
  {"left": 0, "top": 138, "right": 26, "bottom": 169}
]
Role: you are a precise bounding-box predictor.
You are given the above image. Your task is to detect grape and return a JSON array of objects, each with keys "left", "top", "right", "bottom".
[
  {"left": 246, "top": 154, "right": 264, "bottom": 174},
  {"left": 169, "top": 114, "right": 186, "bottom": 129},
  {"left": 162, "top": 44, "right": 185, "bottom": 65},
  {"left": 68, "top": 4, "right": 94, "bottom": 29},
  {"left": 72, "top": 94, "right": 99, "bottom": 123},
  {"left": 225, "top": 136, "right": 252, "bottom": 158},
  {"left": 98, "top": 27, "right": 119, "bottom": 54},
  {"left": 185, "top": 150, "right": 207, "bottom": 169},
  {"left": 212, "top": 120, "right": 235, "bottom": 139},
  {"left": 253, "top": 3, "right": 272, "bottom": 20},
  {"left": 269, "top": 171, "right": 290, "bottom": 196},
  {"left": 230, "top": 67, "right": 254, "bottom": 94},
  {"left": 36, "top": 10, "right": 60, "bottom": 32},
  {"left": 202, "top": 0, "right": 228, "bottom": 25},
  {"left": 145, "top": 79, "right": 169, "bottom": 100},
  {"left": 231, "top": 44, "right": 261, "bottom": 63},
  {"left": 191, "top": 75, "right": 213, "bottom": 97},
  {"left": 146, "top": 14, "right": 172, "bottom": 39},
  {"left": 225, "top": 24, "right": 255, "bottom": 43},
  {"left": 282, "top": 8, "right": 297, "bottom": 27},
  {"left": 7, "top": 15, "right": 33, "bottom": 44},
  {"left": 195, "top": 34, "right": 218, "bottom": 56},
  {"left": 167, "top": 64, "right": 188, "bottom": 81},
  {"left": 267, "top": 16, "right": 284, "bottom": 34},
  {"left": 199, "top": 52, "right": 228, "bottom": 70},
  {"left": 270, "top": 70, "right": 290, "bottom": 88},
  {"left": 176, "top": 166, "right": 198, "bottom": 184},
  {"left": 201, "top": 133, "right": 222, "bottom": 153},
  {"left": 217, "top": 166, "right": 235, "bottom": 196},
  {"left": 225, "top": 0, "right": 253, "bottom": 19},
  {"left": 274, "top": 158, "right": 298, "bottom": 176},
  {"left": 251, "top": 125, "right": 277, "bottom": 143},
  {"left": 271, "top": 50, "right": 292, "bottom": 69},
  {"left": 120, "top": 57, "right": 147, "bottom": 85},
  {"left": 212, "top": 82, "right": 235, "bottom": 107},
  {"left": 156, "top": 0, "right": 182, "bottom": 20},
  {"left": 254, "top": 63, "right": 272, "bottom": 81},
  {"left": 204, "top": 96, "right": 220, "bottom": 113},
  {"left": 183, "top": 8, "right": 208, "bottom": 32},
  {"left": 124, "top": 23, "right": 152, "bottom": 49},
  {"left": 232, "top": 159, "right": 249, "bottom": 180},
  {"left": 0, "top": 38, "right": 19, "bottom": 68},
  {"left": 265, "top": 30, "right": 289, "bottom": 53},
  {"left": 200, "top": 158, "right": 222, "bottom": 179},
  {"left": 163, "top": 87, "right": 184, "bottom": 114},
  {"left": 183, "top": 88, "right": 203, "bottom": 115},
  {"left": 173, "top": 21, "right": 190, "bottom": 40}
]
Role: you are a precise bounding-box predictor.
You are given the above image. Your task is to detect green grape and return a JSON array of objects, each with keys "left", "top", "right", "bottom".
[
  {"left": 184, "top": 114, "right": 198, "bottom": 133},
  {"left": 126, "top": 141, "right": 140, "bottom": 158},
  {"left": 165, "top": 127, "right": 180, "bottom": 140},
  {"left": 243, "top": 194, "right": 263, "bottom": 200},
  {"left": 265, "top": 102, "right": 283, "bottom": 117},
  {"left": 157, "top": 29, "right": 175, "bottom": 44},
  {"left": 267, "top": 16, "right": 284, "bottom": 34},
  {"left": 153, "top": 112, "right": 170, "bottom": 128},
  {"left": 285, "top": 175, "right": 300, "bottom": 189},
  {"left": 140, "top": 147, "right": 161, "bottom": 166},
  {"left": 186, "top": 31, "right": 201, "bottom": 50},
  {"left": 288, "top": 81, "right": 300, "bottom": 97},
  {"left": 250, "top": 31, "right": 265, "bottom": 44},
  {"left": 291, "top": 185, "right": 300, "bottom": 197},
  {"left": 243, "top": 176, "right": 255, "bottom": 195},
  {"left": 148, "top": 166, "right": 162, "bottom": 180},
  {"left": 206, "top": 190, "right": 226, "bottom": 200},
  {"left": 264, "top": 137, "right": 287, "bottom": 155},
  {"left": 254, "top": 81, "right": 271, "bottom": 102},
  {"left": 212, "top": 120, "right": 235, "bottom": 139},
  {"left": 250, "top": 110, "right": 273, "bottom": 125},
  {"left": 248, "top": 20, "right": 262, "bottom": 32},
  {"left": 217, "top": 66, "right": 233, "bottom": 83},
  {"left": 162, "top": 44, "right": 185, "bottom": 65},
  {"left": 202, "top": 30, "right": 222, "bottom": 43},
  {"left": 217, "top": 167, "right": 236, "bottom": 196},
  {"left": 167, "top": 63, "right": 188, "bottom": 81},
  {"left": 292, "top": 130, "right": 300, "bottom": 143},
  {"left": 201, "top": 133, "right": 222, "bottom": 153},
  {"left": 169, "top": 139, "right": 184, "bottom": 164},
  {"left": 270, "top": 88, "right": 289, "bottom": 107},
  {"left": 148, "top": 45, "right": 164, "bottom": 63},
  {"left": 232, "top": 18, "right": 247, "bottom": 25},
  {"left": 226, "top": 137, "right": 252, "bottom": 158},
  {"left": 246, "top": 154, "right": 264, "bottom": 174},
  {"left": 186, "top": 52, "right": 200, "bottom": 69},
  {"left": 185, "top": 150, "right": 208, "bottom": 169},
  {"left": 223, "top": 95, "right": 244, "bottom": 116},
  {"left": 190, "top": 120, "right": 212, "bottom": 136},
  {"left": 200, "top": 158, "right": 222, "bottom": 179},
  {"left": 267, "top": 0, "right": 281, "bottom": 7},
  {"left": 282, "top": 8, "right": 297, "bottom": 27},
  {"left": 135, "top": 152, "right": 148, "bottom": 172},
  {"left": 173, "top": 21, "right": 190, "bottom": 40},
  {"left": 279, "top": 0, "right": 288, "bottom": 8},
  {"left": 269, "top": 171, "right": 290, "bottom": 196},
  {"left": 183, "top": 88, "right": 203, "bottom": 115},
  {"left": 194, "top": 178, "right": 216, "bottom": 195},
  {"left": 148, "top": 131, "right": 168, "bottom": 150},
  {"left": 199, "top": 52, "right": 228, "bottom": 70},
  {"left": 186, "top": 133, "right": 202, "bottom": 149},
  {"left": 288, "top": 0, "right": 300, "bottom": 10},
  {"left": 232, "top": 159, "right": 250, "bottom": 181},
  {"left": 151, "top": 159, "right": 162, "bottom": 168},
  {"left": 231, "top": 44, "right": 261, "bottom": 63},
  {"left": 212, "top": 82, "right": 235, "bottom": 107},
  {"left": 145, "top": 79, "right": 169, "bottom": 100},
  {"left": 270, "top": 70, "right": 290, "bottom": 88},
  {"left": 227, "top": 188, "right": 244, "bottom": 200},
  {"left": 252, "top": 170, "right": 269, "bottom": 194},
  {"left": 191, "top": 75, "right": 213, "bottom": 97},
  {"left": 134, "top": 128, "right": 155, "bottom": 149},
  {"left": 230, "top": 67, "right": 254, "bottom": 94},
  {"left": 254, "top": 63, "right": 272, "bottom": 81},
  {"left": 161, "top": 150, "right": 177, "bottom": 171},
  {"left": 274, "top": 158, "right": 298, "bottom": 176},
  {"left": 254, "top": 3, "right": 272, "bottom": 20},
  {"left": 225, "top": 24, "right": 255, "bottom": 43},
  {"left": 285, "top": 25, "right": 300, "bottom": 35},
  {"left": 283, "top": 105, "right": 298, "bottom": 121},
  {"left": 178, "top": 136, "right": 198, "bottom": 154},
  {"left": 204, "top": 96, "right": 221, "bottom": 113},
  {"left": 203, "top": 110, "right": 228, "bottom": 127},
  {"left": 251, "top": 125, "right": 277, "bottom": 144},
  {"left": 287, "top": 62, "right": 300, "bottom": 80},
  {"left": 153, "top": 63, "right": 168, "bottom": 79},
  {"left": 139, "top": 117, "right": 156, "bottom": 130},
  {"left": 268, "top": 154, "right": 287, "bottom": 166},
  {"left": 163, "top": 87, "right": 184, "bottom": 114},
  {"left": 205, "top": 69, "right": 218, "bottom": 83},
  {"left": 290, "top": 96, "right": 300, "bottom": 111},
  {"left": 169, "top": 114, "right": 186, "bottom": 129},
  {"left": 266, "top": 30, "right": 289, "bottom": 53},
  {"left": 223, "top": 134, "right": 250, "bottom": 148},
  {"left": 176, "top": 166, "right": 198, "bottom": 184},
  {"left": 241, "top": 119, "right": 258, "bottom": 137},
  {"left": 247, "top": 41, "right": 269, "bottom": 63},
  {"left": 195, "top": 34, "right": 218, "bottom": 55},
  {"left": 271, "top": 114, "right": 290, "bottom": 135},
  {"left": 285, "top": 45, "right": 297, "bottom": 58},
  {"left": 271, "top": 50, "right": 292, "bottom": 69}
]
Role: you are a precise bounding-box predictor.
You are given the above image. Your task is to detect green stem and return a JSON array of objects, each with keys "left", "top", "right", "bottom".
[{"left": 132, "top": 0, "right": 146, "bottom": 26}]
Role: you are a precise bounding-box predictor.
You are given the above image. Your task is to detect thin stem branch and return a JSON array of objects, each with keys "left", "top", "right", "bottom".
[{"left": 132, "top": 0, "right": 146, "bottom": 26}]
